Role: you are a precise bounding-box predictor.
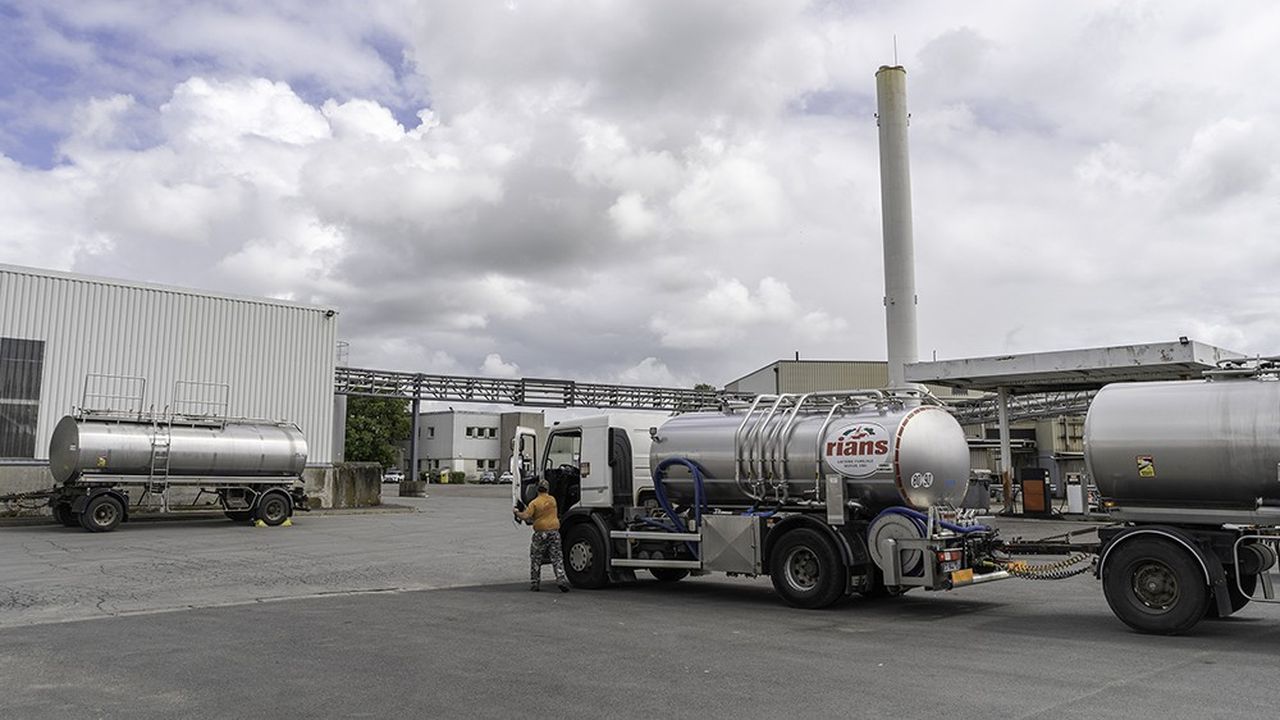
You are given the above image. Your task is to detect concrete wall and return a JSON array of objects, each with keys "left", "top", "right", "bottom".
[{"left": 302, "top": 463, "right": 381, "bottom": 509}]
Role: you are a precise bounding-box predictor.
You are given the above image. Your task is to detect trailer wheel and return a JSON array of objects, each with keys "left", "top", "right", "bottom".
[
  {"left": 79, "top": 495, "right": 123, "bottom": 533},
  {"left": 770, "top": 528, "right": 848, "bottom": 609},
  {"left": 1102, "top": 537, "right": 1208, "bottom": 635},
  {"left": 649, "top": 568, "right": 688, "bottom": 582},
  {"left": 255, "top": 491, "right": 292, "bottom": 527},
  {"left": 563, "top": 524, "right": 609, "bottom": 589}
]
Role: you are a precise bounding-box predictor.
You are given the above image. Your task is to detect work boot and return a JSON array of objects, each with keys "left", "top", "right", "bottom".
[
  {"left": 558, "top": 583, "right": 570, "bottom": 593},
  {"left": 529, "top": 583, "right": 540, "bottom": 592}
]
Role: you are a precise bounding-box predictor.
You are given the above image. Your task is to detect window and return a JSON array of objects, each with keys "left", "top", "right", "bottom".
[
  {"left": 545, "top": 431, "right": 582, "bottom": 471},
  {"left": 465, "top": 426, "right": 474, "bottom": 438},
  {"left": 488, "top": 427, "right": 497, "bottom": 438},
  {"left": 0, "top": 338, "right": 44, "bottom": 459},
  {"left": 427, "top": 426, "right": 435, "bottom": 438}
]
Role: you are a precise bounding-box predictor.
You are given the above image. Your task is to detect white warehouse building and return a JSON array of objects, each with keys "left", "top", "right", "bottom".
[{"left": 0, "top": 263, "right": 340, "bottom": 496}]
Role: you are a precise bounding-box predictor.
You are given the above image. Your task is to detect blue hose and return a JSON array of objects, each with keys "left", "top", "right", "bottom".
[
  {"left": 876, "top": 506, "right": 991, "bottom": 534},
  {"left": 651, "top": 457, "right": 707, "bottom": 558}
]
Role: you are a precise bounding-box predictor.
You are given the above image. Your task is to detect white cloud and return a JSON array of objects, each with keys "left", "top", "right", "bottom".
[
  {"left": 479, "top": 353, "right": 520, "bottom": 378},
  {"left": 7, "top": 1, "right": 1280, "bottom": 393}
]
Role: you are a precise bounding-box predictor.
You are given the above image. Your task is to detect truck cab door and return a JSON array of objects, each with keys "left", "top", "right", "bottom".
[{"left": 510, "top": 427, "right": 539, "bottom": 510}]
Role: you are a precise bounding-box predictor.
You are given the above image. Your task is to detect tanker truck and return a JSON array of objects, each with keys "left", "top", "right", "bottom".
[
  {"left": 511, "top": 389, "right": 1014, "bottom": 610},
  {"left": 510, "top": 363, "right": 1280, "bottom": 635}
]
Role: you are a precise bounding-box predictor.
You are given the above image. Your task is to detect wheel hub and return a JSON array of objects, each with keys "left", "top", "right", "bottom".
[
  {"left": 1132, "top": 561, "right": 1179, "bottom": 610},
  {"left": 568, "top": 541, "right": 593, "bottom": 572},
  {"left": 93, "top": 503, "right": 117, "bottom": 525},
  {"left": 784, "top": 547, "right": 819, "bottom": 591}
]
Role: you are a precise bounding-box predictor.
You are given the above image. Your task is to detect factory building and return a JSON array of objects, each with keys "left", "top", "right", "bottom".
[
  {"left": 413, "top": 409, "right": 545, "bottom": 481},
  {"left": 724, "top": 358, "right": 973, "bottom": 399},
  {"left": 0, "top": 263, "right": 339, "bottom": 495}
]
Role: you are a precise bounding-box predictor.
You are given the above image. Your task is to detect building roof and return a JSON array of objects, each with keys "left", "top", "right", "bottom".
[
  {"left": 0, "top": 262, "right": 336, "bottom": 314},
  {"left": 904, "top": 340, "right": 1244, "bottom": 394},
  {"left": 723, "top": 358, "right": 886, "bottom": 388}
]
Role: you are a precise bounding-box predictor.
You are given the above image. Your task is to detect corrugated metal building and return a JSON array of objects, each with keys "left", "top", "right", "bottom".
[{"left": 0, "top": 263, "right": 338, "bottom": 492}]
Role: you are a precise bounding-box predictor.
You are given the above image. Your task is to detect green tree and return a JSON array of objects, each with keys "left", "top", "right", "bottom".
[
  {"left": 693, "top": 383, "right": 716, "bottom": 392},
  {"left": 344, "top": 396, "right": 411, "bottom": 468}
]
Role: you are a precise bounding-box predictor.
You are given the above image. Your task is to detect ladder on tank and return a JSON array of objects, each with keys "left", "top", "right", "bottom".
[{"left": 148, "top": 411, "right": 173, "bottom": 512}]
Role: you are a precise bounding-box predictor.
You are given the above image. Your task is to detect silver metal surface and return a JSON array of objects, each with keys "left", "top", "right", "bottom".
[
  {"left": 701, "top": 514, "right": 762, "bottom": 575},
  {"left": 0, "top": 263, "right": 337, "bottom": 463},
  {"left": 651, "top": 399, "right": 970, "bottom": 510},
  {"left": 1085, "top": 378, "right": 1280, "bottom": 509},
  {"left": 48, "top": 415, "right": 307, "bottom": 484}
]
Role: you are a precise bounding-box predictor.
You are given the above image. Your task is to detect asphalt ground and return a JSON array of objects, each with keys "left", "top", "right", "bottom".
[{"left": 2, "top": 486, "right": 1278, "bottom": 719}]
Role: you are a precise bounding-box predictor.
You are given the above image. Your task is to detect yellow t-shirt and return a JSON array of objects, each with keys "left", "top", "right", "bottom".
[{"left": 521, "top": 493, "right": 560, "bottom": 532}]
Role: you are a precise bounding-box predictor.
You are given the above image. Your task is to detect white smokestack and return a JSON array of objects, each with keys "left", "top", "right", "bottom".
[{"left": 875, "top": 65, "right": 919, "bottom": 388}]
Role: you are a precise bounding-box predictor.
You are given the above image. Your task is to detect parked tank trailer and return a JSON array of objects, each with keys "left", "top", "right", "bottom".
[
  {"left": 1, "top": 395, "right": 309, "bottom": 533},
  {"left": 511, "top": 360, "right": 1280, "bottom": 635},
  {"left": 42, "top": 410, "right": 309, "bottom": 532}
]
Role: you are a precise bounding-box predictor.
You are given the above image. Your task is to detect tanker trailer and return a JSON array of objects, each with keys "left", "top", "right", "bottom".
[
  {"left": 510, "top": 390, "right": 1012, "bottom": 609},
  {"left": 43, "top": 411, "right": 309, "bottom": 533},
  {"left": 1084, "top": 365, "right": 1280, "bottom": 634}
]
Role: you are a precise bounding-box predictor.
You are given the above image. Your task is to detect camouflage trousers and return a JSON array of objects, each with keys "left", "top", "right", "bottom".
[{"left": 529, "top": 530, "right": 568, "bottom": 588}]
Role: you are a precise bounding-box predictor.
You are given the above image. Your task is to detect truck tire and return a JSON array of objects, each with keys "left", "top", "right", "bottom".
[
  {"left": 1102, "top": 537, "right": 1209, "bottom": 635},
  {"left": 563, "top": 524, "right": 609, "bottom": 589},
  {"left": 255, "top": 491, "right": 292, "bottom": 527},
  {"left": 79, "top": 494, "right": 123, "bottom": 533},
  {"left": 649, "top": 568, "right": 688, "bottom": 582},
  {"left": 52, "top": 503, "right": 78, "bottom": 528},
  {"left": 770, "top": 528, "right": 848, "bottom": 609},
  {"left": 1207, "top": 573, "right": 1257, "bottom": 618}
]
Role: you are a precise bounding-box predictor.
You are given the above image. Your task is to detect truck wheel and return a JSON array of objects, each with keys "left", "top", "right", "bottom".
[
  {"left": 563, "top": 524, "right": 609, "bottom": 589},
  {"left": 1207, "top": 573, "right": 1257, "bottom": 618},
  {"left": 255, "top": 491, "right": 292, "bottom": 526},
  {"left": 1102, "top": 538, "right": 1208, "bottom": 635},
  {"left": 52, "top": 503, "right": 79, "bottom": 528},
  {"left": 650, "top": 568, "right": 688, "bottom": 582},
  {"left": 79, "top": 495, "right": 123, "bottom": 533},
  {"left": 770, "top": 528, "right": 848, "bottom": 609}
]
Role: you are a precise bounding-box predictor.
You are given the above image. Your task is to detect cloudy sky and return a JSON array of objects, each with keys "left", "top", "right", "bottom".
[{"left": 3, "top": 1, "right": 1279, "bottom": 389}]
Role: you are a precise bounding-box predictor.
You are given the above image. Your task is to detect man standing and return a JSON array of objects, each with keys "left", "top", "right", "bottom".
[{"left": 514, "top": 479, "right": 570, "bottom": 592}]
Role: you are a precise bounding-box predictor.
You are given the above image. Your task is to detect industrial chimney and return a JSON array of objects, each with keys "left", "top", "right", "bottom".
[{"left": 875, "top": 65, "right": 919, "bottom": 388}]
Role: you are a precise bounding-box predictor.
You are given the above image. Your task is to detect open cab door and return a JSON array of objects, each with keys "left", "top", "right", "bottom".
[{"left": 510, "top": 426, "right": 540, "bottom": 512}]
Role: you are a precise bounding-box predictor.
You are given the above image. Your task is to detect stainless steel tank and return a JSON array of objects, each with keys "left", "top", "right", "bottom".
[
  {"left": 1084, "top": 377, "right": 1280, "bottom": 509},
  {"left": 649, "top": 398, "right": 970, "bottom": 510},
  {"left": 48, "top": 415, "right": 308, "bottom": 484}
]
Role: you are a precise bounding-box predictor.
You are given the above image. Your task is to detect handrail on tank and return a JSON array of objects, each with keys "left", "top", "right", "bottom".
[
  {"left": 1206, "top": 356, "right": 1280, "bottom": 380},
  {"left": 771, "top": 394, "right": 813, "bottom": 489},
  {"left": 749, "top": 395, "right": 791, "bottom": 500},
  {"left": 733, "top": 395, "right": 770, "bottom": 502}
]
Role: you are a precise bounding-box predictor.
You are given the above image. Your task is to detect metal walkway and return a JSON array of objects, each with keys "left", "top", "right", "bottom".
[
  {"left": 335, "top": 365, "right": 1088, "bottom": 423},
  {"left": 334, "top": 366, "right": 730, "bottom": 412}
]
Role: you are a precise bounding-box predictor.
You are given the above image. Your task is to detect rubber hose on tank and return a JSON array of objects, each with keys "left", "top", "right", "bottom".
[
  {"left": 652, "top": 457, "right": 708, "bottom": 558},
  {"left": 877, "top": 506, "right": 990, "bottom": 534}
]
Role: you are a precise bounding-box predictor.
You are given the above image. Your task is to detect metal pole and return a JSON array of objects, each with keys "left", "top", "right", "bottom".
[
  {"left": 998, "top": 386, "right": 1013, "bottom": 513},
  {"left": 409, "top": 378, "right": 422, "bottom": 480},
  {"left": 875, "top": 65, "right": 919, "bottom": 388}
]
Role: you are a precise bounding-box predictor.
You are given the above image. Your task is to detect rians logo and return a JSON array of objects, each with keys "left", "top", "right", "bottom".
[{"left": 824, "top": 423, "right": 891, "bottom": 478}]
